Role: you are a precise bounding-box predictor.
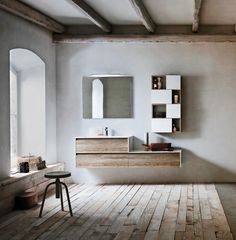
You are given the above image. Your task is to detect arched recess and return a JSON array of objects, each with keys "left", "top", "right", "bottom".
[{"left": 9, "top": 48, "right": 46, "bottom": 168}]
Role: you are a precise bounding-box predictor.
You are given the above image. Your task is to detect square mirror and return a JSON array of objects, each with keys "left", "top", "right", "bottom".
[{"left": 82, "top": 75, "right": 133, "bottom": 119}]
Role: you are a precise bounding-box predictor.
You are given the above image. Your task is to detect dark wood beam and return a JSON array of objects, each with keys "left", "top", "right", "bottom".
[
  {"left": 72, "top": 0, "right": 112, "bottom": 33},
  {"left": 65, "top": 25, "right": 236, "bottom": 35},
  {"left": 53, "top": 34, "right": 236, "bottom": 43},
  {"left": 192, "top": 0, "right": 202, "bottom": 32},
  {"left": 129, "top": 0, "right": 155, "bottom": 33},
  {"left": 0, "top": 0, "right": 64, "bottom": 33}
]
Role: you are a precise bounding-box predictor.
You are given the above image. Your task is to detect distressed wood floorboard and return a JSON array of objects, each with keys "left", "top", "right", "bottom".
[{"left": 0, "top": 184, "right": 232, "bottom": 240}]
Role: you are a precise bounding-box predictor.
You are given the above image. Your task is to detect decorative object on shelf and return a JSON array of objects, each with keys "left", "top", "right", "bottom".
[
  {"left": 173, "top": 124, "right": 177, "bottom": 132},
  {"left": 109, "top": 129, "right": 113, "bottom": 136},
  {"left": 19, "top": 162, "right": 29, "bottom": 173},
  {"left": 96, "top": 128, "right": 104, "bottom": 136},
  {"left": 174, "top": 94, "right": 179, "bottom": 104},
  {"left": 157, "top": 77, "right": 162, "bottom": 89},
  {"left": 151, "top": 75, "right": 181, "bottom": 133},
  {"left": 37, "top": 160, "right": 47, "bottom": 170},
  {"left": 17, "top": 155, "right": 44, "bottom": 171},
  {"left": 153, "top": 77, "right": 158, "bottom": 89}
]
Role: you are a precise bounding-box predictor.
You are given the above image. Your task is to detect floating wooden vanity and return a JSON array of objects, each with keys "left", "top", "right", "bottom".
[{"left": 76, "top": 136, "right": 181, "bottom": 168}]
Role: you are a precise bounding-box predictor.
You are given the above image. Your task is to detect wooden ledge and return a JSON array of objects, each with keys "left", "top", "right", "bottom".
[{"left": 0, "top": 163, "right": 64, "bottom": 188}]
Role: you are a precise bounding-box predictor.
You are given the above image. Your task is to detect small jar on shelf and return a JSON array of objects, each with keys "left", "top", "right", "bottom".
[
  {"left": 174, "top": 94, "right": 179, "bottom": 104},
  {"left": 173, "top": 124, "right": 177, "bottom": 132}
]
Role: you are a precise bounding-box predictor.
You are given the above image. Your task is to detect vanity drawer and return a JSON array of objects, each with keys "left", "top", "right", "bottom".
[
  {"left": 76, "top": 154, "right": 129, "bottom": 167},
  {"left": 76, "top": 152, "right": 181, "bottom": 168},
  {"left": 76, "top": 137, "right": 130, "bottom": 153},
  {"left": 128, "top": 153, "right": 180, "bottom": 167}
]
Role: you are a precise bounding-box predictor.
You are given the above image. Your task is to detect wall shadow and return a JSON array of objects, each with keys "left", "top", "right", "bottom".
[{"left": 79, "top": 148, "right": 236, "bottom": 184}]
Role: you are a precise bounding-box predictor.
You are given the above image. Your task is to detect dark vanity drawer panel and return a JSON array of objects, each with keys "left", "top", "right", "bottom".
[{"left": 76, "top": 138, "right": 129, "bottom": 153}]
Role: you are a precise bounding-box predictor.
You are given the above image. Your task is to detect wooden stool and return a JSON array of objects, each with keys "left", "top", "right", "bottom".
[{"left": 39, "top": 171, "right": 73, "bottom": 217}]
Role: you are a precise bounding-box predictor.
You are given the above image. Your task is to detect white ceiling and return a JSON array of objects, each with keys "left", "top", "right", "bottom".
[
  {"left": 10, "top": 49, "right": 44, "bottom": 72},
  {"left": 85, "top": 0, "right": 141, "bottom": 25},
  {"left": 20, "top": 0, "right": 92, "bottom": 24},
  {"left": 144, "top": 0, "right": 195, "bottom": 25},
  {"left": 19, "top": 0, "right": 236, "bottom": 26},
  {"left": 201, "top": 0, "right": 236, "bottom": 25}
]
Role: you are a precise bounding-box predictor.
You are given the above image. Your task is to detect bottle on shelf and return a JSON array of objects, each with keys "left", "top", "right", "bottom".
[
  {"left": 104, "top": 127, "right": 109, "bottom": 136},
  {"left": 157, "top": 77, "right": 162, "bottom": 89},
  {"left": 153, "top": 77, "right": 158, "bottom": 89},
  {"left": 173, "top": 124, "right": 177, "bottom": 132},
  {"left": 144, "top": 132, "right": 149, "bottom": 145}
]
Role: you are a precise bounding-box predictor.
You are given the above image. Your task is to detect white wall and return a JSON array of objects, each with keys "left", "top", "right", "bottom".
[
  {"left": 18, "top": 65, "right": 45, "bottom": 158},
  {"left": 0, "top": 10, "right": 57, "bottom": 180},
  {"left": 56, "top": 42, "right": 236, "bottom": 183}
]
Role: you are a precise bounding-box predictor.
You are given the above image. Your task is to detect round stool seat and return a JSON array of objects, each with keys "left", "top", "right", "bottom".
[{"left": 45, "top": 171, "right": 71, "bottom": 179}]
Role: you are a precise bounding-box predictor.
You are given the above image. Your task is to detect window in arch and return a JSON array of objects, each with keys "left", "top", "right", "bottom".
[
  {"left": 10, "top": 68, "right": 18, "bottom": 168},
  {"left": 10, "top": 48, "right": 46, "bottom": 171}
]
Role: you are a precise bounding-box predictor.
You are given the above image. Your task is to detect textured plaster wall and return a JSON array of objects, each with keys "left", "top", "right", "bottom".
[
  {"left": 56, "top": 42, "right": 236, "bottom": 183},
  {"left": 0, "top": 10, "right": 57, "bottom": 180}
]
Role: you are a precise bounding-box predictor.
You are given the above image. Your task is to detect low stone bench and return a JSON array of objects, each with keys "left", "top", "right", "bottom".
[{"left": 0, "top": 163, "right": 64, "bottom": 216}]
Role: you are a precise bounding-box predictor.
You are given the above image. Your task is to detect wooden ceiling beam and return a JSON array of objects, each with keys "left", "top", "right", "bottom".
[
  {"left": 129, "top": 0, "right": 155, "bottom": 33},
  {"left": 192, "top": 0, "right": 202, "bottom": 32},
  {"left": 72, "top": 0, "right": 112, "bottom": 33},
  {"left": 0, "top": 0, "right": 64, "bottom": 33},
  {"left": 53, "top": 34, "right": 236, "bottom": 43}
]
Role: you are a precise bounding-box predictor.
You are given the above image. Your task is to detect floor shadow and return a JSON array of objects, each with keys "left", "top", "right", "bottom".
[{"left": 216, "top": 184, "right": 236, "bottom": 239}]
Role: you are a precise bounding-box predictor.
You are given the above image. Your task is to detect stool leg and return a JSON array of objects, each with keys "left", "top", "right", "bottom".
[
  {"left": 60, "top": 183, "right": 64, "bottom": 211},
  {"left": 61, "top": 182, "right": 73, "bottom": 216},
  {"left": 39, "top": 182, "right": 55, "bottom": 217},
  {"left": 55, "top": 178, "right": 60, "bottom": 198}
]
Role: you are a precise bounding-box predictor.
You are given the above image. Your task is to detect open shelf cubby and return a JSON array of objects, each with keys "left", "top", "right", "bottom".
[
  {"left": 172, "top": 119, "right": 181, "bottom": 133},
  {"left": 152, "top": 104, "right": 166, "bottom": 118},
  {"left": 172, "top": 90, "right": 181, "bottom": 104},
  {"left": 152, "top": 75, "right": 166, "bottom": 90}
]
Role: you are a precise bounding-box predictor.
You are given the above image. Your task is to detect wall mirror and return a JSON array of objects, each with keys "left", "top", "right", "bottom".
[{"left": 82, "top": 75, "right": 133, "bottom": 119}]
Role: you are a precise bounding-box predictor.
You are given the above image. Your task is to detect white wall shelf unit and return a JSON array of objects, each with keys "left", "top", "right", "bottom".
[{"left": 151, "top": 75, "right": 182, "bottom": 133}]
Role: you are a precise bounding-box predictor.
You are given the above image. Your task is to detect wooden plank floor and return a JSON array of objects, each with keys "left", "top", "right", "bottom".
[{"left": 0, "top": 184, "right": 233, "bottom": 240}]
